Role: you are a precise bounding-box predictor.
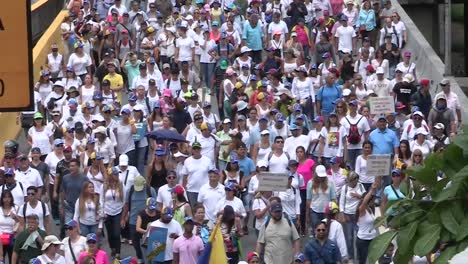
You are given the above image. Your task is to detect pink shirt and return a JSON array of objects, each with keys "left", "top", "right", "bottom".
[
  {"left": 330, "top": 0, "right": 344, "bottom": 16},
  {"left": 173, "top": 234, "right": 204, "bottom": 264},
  {"left": 78, "top": 250, "right": 110, "bottom": 264},
  {"left": 297, "top": 159, "right": 315, "bottom": 190}
]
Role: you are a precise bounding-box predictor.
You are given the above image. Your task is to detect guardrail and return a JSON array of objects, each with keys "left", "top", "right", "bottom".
[
  {"left": 391, "top": 0, "right": 468, "bottom": 120},
  {"left": 0, "top": 10, "right": 67, "bottom": 157},
  {"left": 31, "top": 0, "right": 64, "bottom": 43}
]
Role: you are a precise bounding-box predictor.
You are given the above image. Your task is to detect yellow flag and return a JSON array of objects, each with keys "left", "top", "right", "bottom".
[{"left": 209, "top": 222, "right": 228, "bottom": 264}]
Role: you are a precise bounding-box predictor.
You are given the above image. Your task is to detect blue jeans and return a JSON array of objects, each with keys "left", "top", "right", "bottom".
[
  {"left": 201, "top": 63, "right": 216, "bottom": 90},
  {"left": 310, "top": 211, "right": 325, "bottom": 236},
  {"left": 347, "top": 149, "right": 362, "bottom": 171},
  {"left": 218, "top": 160, "right": 228, "bottom": 171},
  {"left": 356, "top": 237, "right": 372, "bottom": 264},
  {"left": 105, "top": 213, "right": 122, "bottom": 255},
  {"left": 80, "top": 223, "right": 97, "bottom": 236},
  {"left": 187, "top": 192, "right": 199, "bottom": 208},
  {"left": 344, "top": 213, "right": 357, "bottom": 260}
]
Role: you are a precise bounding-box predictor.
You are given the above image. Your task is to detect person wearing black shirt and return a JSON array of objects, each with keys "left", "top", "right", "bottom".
[
  {"left": 169, "top": 99, "right": 192, "bottom": 134},
  {"left": 393, "top": 74, "right": 416, "bottom": 115}
]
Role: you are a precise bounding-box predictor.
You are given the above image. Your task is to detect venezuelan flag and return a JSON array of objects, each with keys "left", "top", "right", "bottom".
[{"left": 198, "top": 222, "right": 228, "bottom": 264}]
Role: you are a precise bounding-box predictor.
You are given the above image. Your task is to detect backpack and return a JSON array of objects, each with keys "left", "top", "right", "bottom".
[
  {"left": 345, "top": 116, "right": 364, "bottom": 145},
  {"left": 264, "top": 212, "right": 292, "bottom": 228},
  {"left": 127, "top": 185, "right": 153, "bottom": 212},
  {"left": 23, "top": 200, "right": 47, "bottom": 220},
  {"left": 384, "top": 26, "right": 399, "bottom": 47},
  {"left": 267, "top": 151, "right": 290, "bottom": 162},
  {"left": 2, "top": 182, "right": 24, "bottom": 194}
]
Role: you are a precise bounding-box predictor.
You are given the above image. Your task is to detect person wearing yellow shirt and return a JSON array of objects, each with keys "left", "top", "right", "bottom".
[{"left": 103, "top": 62, "right": 124, "bottom": 102}]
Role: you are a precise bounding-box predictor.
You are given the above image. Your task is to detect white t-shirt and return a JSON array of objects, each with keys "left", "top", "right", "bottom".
[
  {"left": 320, "top": 126, "right": 347, "bottom": 157},
  {"left": 28, "top": 127, "right": 53, "bottom": 155},
  {"left": 157, "top": 184, "right": 188, "bottom": 209},
  {"left": 339, "top": 114, "right": 371, "bottom": 150},
  {"left": 181, "top": 156, "right": 214, "bottom": 193},
  {"left": 115, "top": 122, "right": 135, "bottom": 154},
  {"left": 197, "top": 183, "right": 226, "bottom": 222},
  {"left": 176, "top": 37, "right": 195, "bottom": 61},
  {"left": 15, "top": 167, "right": 44, "bottom": 191},
  {"left": 44, "top": 152, "right": 64, "bottom": 185},
  {"left": 0, "top": 206, "right": 18, "bottom": 233},
  {"left": 199, "top": 38, "right": 217, "bottom": 64},
  {"left": 118, "top": 166, "right": 140, "bottom": 192},
  {"left": 149, "top": 220, "right": 183, "bottom": 261},
  {"left": 267, "top": 21, "right": 289, "bottom": 41},
  {"left": 215, "top": 197, "right": 246, "bottom": 218},
  {"left": 37, "top": 254, "right": 66, "bottom": 264},
  {"left": 67, "top": 53, "right": 92, "bottom": 76},
  {"left": 369, "top": 78, "right": 391, "bottom": 97},
  {"left": 266, "top": 152, "right": 289, "bottom": 174},
  {"left": 335, "top": 25, "right": 356, "bottom": 51},
  {"left": 19, "top": 201, "right": 50, "bottom": 230},
  {"left": 284, "top": 135, "right": 310, "bottom": 160},
  {"left": 60, "top": 236, "right": 88, "bottom": 264},
  {"left": 252, "top": 197, "right": 268, "bottom": 230}
]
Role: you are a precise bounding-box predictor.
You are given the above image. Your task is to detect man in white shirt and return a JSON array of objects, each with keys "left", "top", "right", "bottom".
[
  {"left": 108, "top": 0, "right": 128, "bottom": 16},
  {"left": 369, "top": 67, "right": 392, "bottom": 97},
  {"left": 436, "top": 78, "right": 462, "bottom": 128},
  {"left": 181, "top": 142, "right": 215, "bottom": 207},
  {"left": 19, "top": 186, "right": 51, "bottom": 233},
  {"left": 195, "top": 122, "right": 219, "bottom": 163},
  {"left": 340, "top": 100, "right": 371, "bottom": 170},
  {"left": 15, "top": 155, "right": 44, "bottom": 197},
  {"left": 334, "top": 15, "right": 356, "bottom": 58},
  {"left": 131, "top": 63, "right": 150, "bottom": 91},
  {"left": 214, "top": 182, "right": 246, "bottom": 218},
  {"left": 157, "top": 172, "right": 187, "bottom": 210},
  {"left": 197, "top": 169, "right": 226, "bottom": 222},
  {"left": 148, "top": 208, "right": 183, "bottom": 263},
  {"left": 284, "top": 124, "right": 310, "bottom": 160},
  {"left": 117, "top": 154, "right": 139, "bottom": 193},
  {"left": 60, "top": 220, "right": 87, "bottom": 264},
  {"left": 379, "top": 18, "right": 399, "bottom": 47}
]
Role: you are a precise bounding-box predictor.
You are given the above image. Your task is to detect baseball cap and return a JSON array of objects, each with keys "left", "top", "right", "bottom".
[
  {"left": 41, "top": 235, "right": 63, "bottom": 251},
  {"left": 342, "top": 88, "right": 352, "bottom": 97},
  {"left": 223, "top": 118, "right": 231, "bottom": 124},
  {"left": 434, "top": 123, "right": 445, "bottom": 130},
  {"left": 295, "top": 253, "right": 305, "bottom": 262},
  {"left": 173, "top": 151, "right": 188, "bottom": 158},
  {"left": 392, "top": 169, "right": 401, "bottom": 176},
  {"left": 257, "top": 159, "right": 268, "bottom": 168},
  {"left": 270, "top": 203, "right": 283, "bottom": 212},
  {"left": 184, "top": 217, "right": 195, "bottom": 225},
  {"left": 65, "top": 219, "right": 78, "bottom": 228},
  {"left": 147, "top": 197, "right": 157, "bottom": 210},
  {"left": 119, "top": 154, "right": 129, "bottom": 166},
  {"left": 31, "top": 147, "right": 41, "bottom": 154},
  {"left": 162, "top": 207, "right": 173, "bottom": 217},
  {"left": 313, "top": 116, "right": 324, "bottom": 123},
  {"left": 288, "top": 159, "right": 299, "bottom": 166},
  {"left": 439, "top": 78, "right": 450, "bottom": 86},
  {"left": 289, "top": 124, "right": 299, "bottom": 131},
  {"left": 225, "top": 182, "right": 236, "bottom": 191},
  {"left": 192, "top": 142, "right": 202, "bottom": 149},
  {"left": 134, "top": 176, "right": 146, "bottom": 192},
  {"left": 4, "top": 168, "right": 14, "bottom": 176},
  {"left": 376, "top": 67, "right": 385, "bottom": 74},
  {"left": 54, "top": 138, "right": 64, "bottom": 146},
  {"left": 171, "top": 185, "right": 185, "bottom": 195},
  {"left": 208, "top": 168, "right": 219, "bottom": 174},
  {"left": 260, "top": 130, "right": 270, "bottom": 136},
  {"left": 86, "top": 233, "right": 98, "bottom": 242},
  {"left": 315, "top": 165, "right": 327, "bottom": 177},
  {"left": 247, "top": 251, "right": 260, "bottom": 261}
]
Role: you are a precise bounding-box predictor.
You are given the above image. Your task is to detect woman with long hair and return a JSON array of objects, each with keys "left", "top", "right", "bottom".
[
  {"left": 371, "top": 49, "right": 390, "bottom": 79},
  {"left": 0, "top": 190, "right": 19, "bottom": 263},
  {"left": 83, "top": 152, "right": 106, "bottom": 196},
  {"left": 252, "top": 130, "right": 272, "bottom": 163},
  {"left": 171, "top": 185, "right": 193, "bottom": 226},
  {"left": 296, "top": 146, "right": 314, "bottom": 235},
  {"left": 74, "top": 181, "right": 103, "bottom": 236},
  {"left": 339, "top": 171, "right": 366, "bottom": 262},
  {"left": 192, "top": 204, "right": 213, "bottom": 243},
  {"left": 115, "top": 108, "right": 137, "bottom": 166},
  {"left": 410, "top": 148, "right": 424, "bottom": 169},
  {"left": 135, "top": 198, "right": 160, "bottom": 261},
  {"left": 79, "top": 74, "right": 96, "bottom": 104},
  {"left": 353, "top": 74, "right": 367, "bottom": 101},
  {"left": 397, "top": 139, "right": 412, "bottom": 169},
  {"left": 34, "top": 70, "right": 54, "bottom": 104},
  {"left": 285, "top": 33, "right": 305, "bottom": 65},
  {"left": 318, "top": 112, "right": 347, "bottom": 168},
  {"left": 410, "top": 129, "right": 431, "bottom": 159},
  {"left": 236, "top": 115, "right": 253, "bottom": 155},
  {"left": 146, "top": 146, "right": 168, "bottom": 192},
  {"left": 356, "top": 181, "right": 378, "bottom": 264},
  {"left": 147, "top": 103, "right": 165, "bottom": 132},
  {"left": 355, "top": 141, "right": 376, "bottom": 191},
  {"left": 219, "top": 205, "right": 243, "bottom": 264},
  {"left": 132, "top": 107, "right": 149, "bottom": 174},
  {"left": 306, "top": 165, "right": 336, "bottom": 236},
  {"left": 100, "top": 167, "right": 125, "bottom": 259},
  {"left": 28, "top": 112, "right": 53, "bottom": 157},
  {"left": 67, "top": 42, "right": 92, "bottom": 83},
  {"left": 334, "top": 100, "right": 348, "bottom": 121},
  {"left": 356, "top": 0, "right": 377, "bottom": 46},
  {"left": 222, "top": 160, "right": 246, "bottom": 196}
]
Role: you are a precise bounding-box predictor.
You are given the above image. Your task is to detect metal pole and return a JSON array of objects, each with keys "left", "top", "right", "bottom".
[{"left": 444, "top": 0, "right": 451, "bottom": 75}]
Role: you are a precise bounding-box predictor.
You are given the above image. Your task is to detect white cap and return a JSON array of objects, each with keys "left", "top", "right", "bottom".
[
  {"left": 342, "top": 88, "right": 351, "bottom": 96},
  {"left": 260, "top": 130, "right": 270, "bottom": 135},
  {"left": 415, "top": 127, "right": 428, "bottom": 136},
  {"left": 119, "top": 154, "right": 129, "bottom": 166},
  {"left": 93, "top": 126, "right": 107, "bottom": 135},
  {"left": 92, "top": 114, "right": 105, "bottom": 123},
  {"left": 434, "top": 123, "right": 445, "bottom": 130},
  {"left": 376, "top": 67, "right": 385, "bottom": 74},
  {"left": 404, "top": 73, "right": 415, "bottom": 83},
  {"left": 237, "top": 101, "right": 248, "bottom": 111},
  {"left": 133, "top": 104, "right": 145, "bottom": 112},
  {"left": 315, "top": 165, "right": 327, "bottom": 177},
  {"left": 412, "top": 111, "right": 424, "bottom": 118},
  {"left": 257, "top": 159, "right": 268, "bottom": 168},
  {"left": 240, "top": 46, "right": 252, "bottom": 53},
  {"left": 223, "top": 118, "right": 231, "bottom": 124},
  {"left": 180, "top": 21, "right": 189, "bottom": 28},
  {"left": 174, "top": 151, "right": 188, "bottom": 158},
  {"left": 439, "top": 78, "right": 450, "bottom": 85},
  {"left": 366, "top": 90, "right": 376, "bottom": 96},
  {"left": 185, "top": 15, "right": 193, "bottom": 20}
]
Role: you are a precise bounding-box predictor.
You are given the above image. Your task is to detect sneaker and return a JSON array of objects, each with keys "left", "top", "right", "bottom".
[
  {"left": 128, "top": 240, "right": 133, "bottom": 245},
  {"left": 121, "top": 238, "right": 127, "bottom": 244}
]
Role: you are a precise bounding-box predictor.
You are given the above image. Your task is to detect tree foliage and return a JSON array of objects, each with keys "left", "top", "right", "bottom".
[{"left": 368, "top": 127, "right": 468, "bottom": 264}]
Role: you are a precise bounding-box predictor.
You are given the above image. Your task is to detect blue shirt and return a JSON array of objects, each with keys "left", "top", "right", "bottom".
[
  {"left": 242, "top": 22, "right": 263, "bottom": 51},
  {"left": 304, "top": 238, "right": 342, "bottom": 264},
  {"left": 369, "top": 128, "right": 399, "bottom": 155},
  {"left": 237, "top": 156, "right": 256, "bottom": 177},
  {"left": 317, "top": 85, "right": 342, "bottom": 115},
  {"left": 356, "top": 9, "right": 377, "bottom": 31},
  {"left": 126, "top": 186, "right": 157, "bottom": 225}
]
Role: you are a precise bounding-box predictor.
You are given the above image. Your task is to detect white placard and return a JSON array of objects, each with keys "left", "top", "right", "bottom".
[
  {"left": 257, "top": 172, "right": 289, "bottom": 192},
  {"left": 367, "top": 154, "right": 392, "bottom": 176},
  {"left": 369, "top": 96, "right": 395, "bottom": 115}
]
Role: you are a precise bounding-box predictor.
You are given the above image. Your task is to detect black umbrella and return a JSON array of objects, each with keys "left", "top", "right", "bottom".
[{"left": 147, "top": 129, "right": 187, "bottom": 143}]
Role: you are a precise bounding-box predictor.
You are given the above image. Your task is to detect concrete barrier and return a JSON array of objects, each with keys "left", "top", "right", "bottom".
[
  {"left": 0, "top": 10, "right": 67, "bottom": 157},
  {"left": 391, "top": 0, "right": 468, "bottom": 120},
  {"left": 31, "top": 0, "right": 64, "bottom": 42}
]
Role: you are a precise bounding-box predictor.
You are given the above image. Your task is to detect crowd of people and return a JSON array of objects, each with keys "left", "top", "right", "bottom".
[{"left": 3, "top": 0, "right": 463, "bottom": 263}]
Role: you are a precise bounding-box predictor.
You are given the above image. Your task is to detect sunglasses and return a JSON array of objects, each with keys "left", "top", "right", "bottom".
[
  {"left": 27, "top": 192, "right": 36, "bottom": 196},
  {"left": 276, "top": 141, "right": 284, "bottom": 144},
  {"left": 316, "top": 229, "right": 326, "bottom": 232},
  {"left": 66, "top": 227, "right": 74, "bottom": 230},
  {"left": 392, "top": 174, "right": 401, "bottom": 178},
  {"left": 414, "top": 154, "right": 422, "bottom": 157},
  {"left": 167, "top": 176, "right": 176, "bottom": 179}
]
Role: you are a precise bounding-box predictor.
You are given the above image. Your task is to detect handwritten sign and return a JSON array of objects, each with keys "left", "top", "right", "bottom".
[
  {"left": 369, "top": 96, "right": 395, "bottom": 115},
  {"left": 367, "top": 154, "right": 392, "bottom": 176},
  {"left": 257, "top": 172, "right": 289, "bottom": 192}
]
